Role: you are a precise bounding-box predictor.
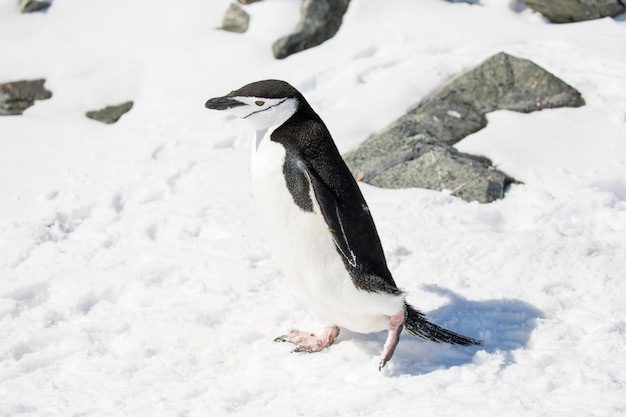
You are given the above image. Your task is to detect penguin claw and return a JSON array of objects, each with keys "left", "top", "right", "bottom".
[
  {"left": 292, "top": 345, "right": 316, "bottom": 354},
  {"left": 273, "top": 335, "right": 290, "bottom": 343}
]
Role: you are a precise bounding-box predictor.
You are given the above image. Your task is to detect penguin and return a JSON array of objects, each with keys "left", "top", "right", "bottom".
[{"left": 205, "top": 79, "right": 482, "bottom": 369}]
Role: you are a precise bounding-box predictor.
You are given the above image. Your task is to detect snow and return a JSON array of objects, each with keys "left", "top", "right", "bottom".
[{"left": 1, "top": 0, "right": 626, "bottom": 415}]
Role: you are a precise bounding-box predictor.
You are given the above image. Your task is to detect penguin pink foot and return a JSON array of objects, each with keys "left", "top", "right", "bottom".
[
  {"left": 275, "top": 326, "right": 340, "bottom": 353},
  {"left": 379, "top": 306, "right": 406, "bottom": 370}
]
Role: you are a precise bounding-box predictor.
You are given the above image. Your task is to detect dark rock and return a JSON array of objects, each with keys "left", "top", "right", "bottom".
[
  {"left": 237, "top": 0, "right": 263, "bottom": 3},
  {"left": 520, "top": 0, "right": 626, "bottom": 23},
  {"left": 273, "top": 0, "right": 350, "bottom": 59},
  {"left": 381, "top": 52, "right": 584, "bottom": 149},
  {"left": 19, "top": 0, "right": 51, "bottom": 13},
  {"left": 86, "top": 101, "right": 133, "bottom": 124},
  {"left": 352, "top": 133, "right": 516, "bottom": 204},
  {"left": 344, "top": 52, "right": 585, "bottom": 203},
  {"left": 221, "top": 3, "right": 250, "bottom": 33},
  {"left": 0, "top": 79, "right": 52, "bottom": 115}
]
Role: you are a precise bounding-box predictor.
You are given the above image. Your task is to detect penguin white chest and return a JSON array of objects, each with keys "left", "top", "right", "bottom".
[{"left": 249, "top": 130, "right": 341, "bottom": 287}]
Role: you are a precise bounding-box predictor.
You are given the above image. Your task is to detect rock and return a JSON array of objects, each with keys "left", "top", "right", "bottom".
[
  {"left": 19, "top": 0, "right": 51, "bottom": 13},
  {"left": 520, "top": 0, "right": 626, "bottom": 23},
  {"left": 86, "top": 101, "right": 134, "bottom": 124},
  {"left": 0, "top": 79, "right": 52, "bottom": 115},
  {"left": 221, "top": 3, "right": 250, "bottom": 33},
  {"left": 344, "top": 52, "right": 585, "bottom": 203},
  {"left": 273, "top": 0, "right": 350, "bottom": 59},
  {"left": 381, "top": 52, "right": 584, "bottom": 149},
  {"left": 352, "top": 133, "right": 516, "bottom": 204},
  {"left": 237, "top": 0, "right": 263, "bottom": 3}
]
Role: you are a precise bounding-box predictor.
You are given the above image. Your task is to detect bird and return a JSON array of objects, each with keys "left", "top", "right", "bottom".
[{"left": 205, "top": 79, "right": 482, "bottom": 369}]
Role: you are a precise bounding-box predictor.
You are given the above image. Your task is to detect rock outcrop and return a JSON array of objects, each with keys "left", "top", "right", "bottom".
[
  {"left": 344, "top": 52, "right": 585, "bottom": 203},
  {"left": 273, "top": 0, "right": 350, "bottom": 59},
  {"left": 520, "top": 0, "right": 626, "bottom": 23},
  {"left": 19, "top": 0, "right": 51, "bottom": 13},
  {"left": 221, "top": 3, "right": 250, "bottom": 33},
  {"left": 354, "top": 133, "right": 516, "bottom": 204},
  {"left": 0, "top": 79, "right": 52, "bottom": 115},
  {"left": 86, "top": 101, "right": 134, "bottom": 124}
]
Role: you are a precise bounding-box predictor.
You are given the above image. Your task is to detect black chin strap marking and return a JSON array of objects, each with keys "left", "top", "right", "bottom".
[{"left": 243, "top": 98, "right": 289, "bottom": 119}]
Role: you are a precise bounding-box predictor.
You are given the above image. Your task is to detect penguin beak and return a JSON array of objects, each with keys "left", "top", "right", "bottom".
[{"left": 205, "top": 96, "right": 246, "bottom": 111}]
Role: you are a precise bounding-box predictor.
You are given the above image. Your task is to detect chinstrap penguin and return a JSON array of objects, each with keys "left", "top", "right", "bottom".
[{"left": 205, "top": 79, "right": 482, "bottom": 369}]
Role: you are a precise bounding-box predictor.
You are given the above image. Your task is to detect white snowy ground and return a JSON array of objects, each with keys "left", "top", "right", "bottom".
[{"left": 1, "top": 0, "right": 626, "bottom": 415}]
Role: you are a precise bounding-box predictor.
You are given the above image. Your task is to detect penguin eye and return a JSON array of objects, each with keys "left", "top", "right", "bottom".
[{"left": 255, "top": 101, "right": 265, "bottom": 106}]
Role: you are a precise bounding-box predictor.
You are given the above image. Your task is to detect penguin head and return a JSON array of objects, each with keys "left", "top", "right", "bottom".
[{"left": 205, "top": 79, "right": 302, "bottom": 131}]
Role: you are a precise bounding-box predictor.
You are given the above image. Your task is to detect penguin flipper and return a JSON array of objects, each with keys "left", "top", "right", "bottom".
[
  {"left": 296, "top": 160, "right": 358, "bottom": 267},
  {"left": 295, "top": 157, "right": 401, "bottom": 295}
]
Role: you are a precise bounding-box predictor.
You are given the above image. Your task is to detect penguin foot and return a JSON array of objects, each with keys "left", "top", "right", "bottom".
[
  {"left": 379, "top": 306, "right": 406, "bottom": 370},
  {"left": 274, "top": 326, "right": 340, "bottom": 353}
]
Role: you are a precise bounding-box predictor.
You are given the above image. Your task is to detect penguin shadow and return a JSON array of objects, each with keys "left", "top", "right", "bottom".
[{"left": 346, "top": 284, "right": 544, "bottom": 375}]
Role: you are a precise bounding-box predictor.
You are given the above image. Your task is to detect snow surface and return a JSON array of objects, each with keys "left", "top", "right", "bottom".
[{"left": 1, "top": 0, "right": 626, "bottom": 416}]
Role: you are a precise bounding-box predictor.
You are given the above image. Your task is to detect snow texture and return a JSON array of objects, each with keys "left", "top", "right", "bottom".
[{"left": 1, "top": 0, "right": 625, "bottom": 416}]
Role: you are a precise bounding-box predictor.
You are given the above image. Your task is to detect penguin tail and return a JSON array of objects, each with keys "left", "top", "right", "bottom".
[{"left": 404, "top": 303, "right": 483, "bottom": 346}]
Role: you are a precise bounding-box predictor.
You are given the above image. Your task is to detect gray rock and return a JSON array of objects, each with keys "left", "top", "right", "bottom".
[
  {"left": 389, "top": 52, "right": 584, "bottom": 149},
  {"left": 0, "top": 79, "right": 52, "bottom": 115},
  {"left": 221, "top": 3, "right": 250, "bottom": 33},
  {"left": 237, "top": 0, "right": 263, "bottom": 3},
  {"left": 86, "top": 101, "right": 133, "bottom": 124},
  {"left": 19, "top": 0, "right": 51, "bottom": 13},
  {"left": 344, "top": 52, "right": 585, "bottom": 203},
  {"left": 273, "top": 0, "right": 350, "bottom": 59},
  {"left": 520, "top": 0, "right": 626, "bottom": 23},
  {"left": 351, "top": 133, "right": 516, "bottom": 204}
]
